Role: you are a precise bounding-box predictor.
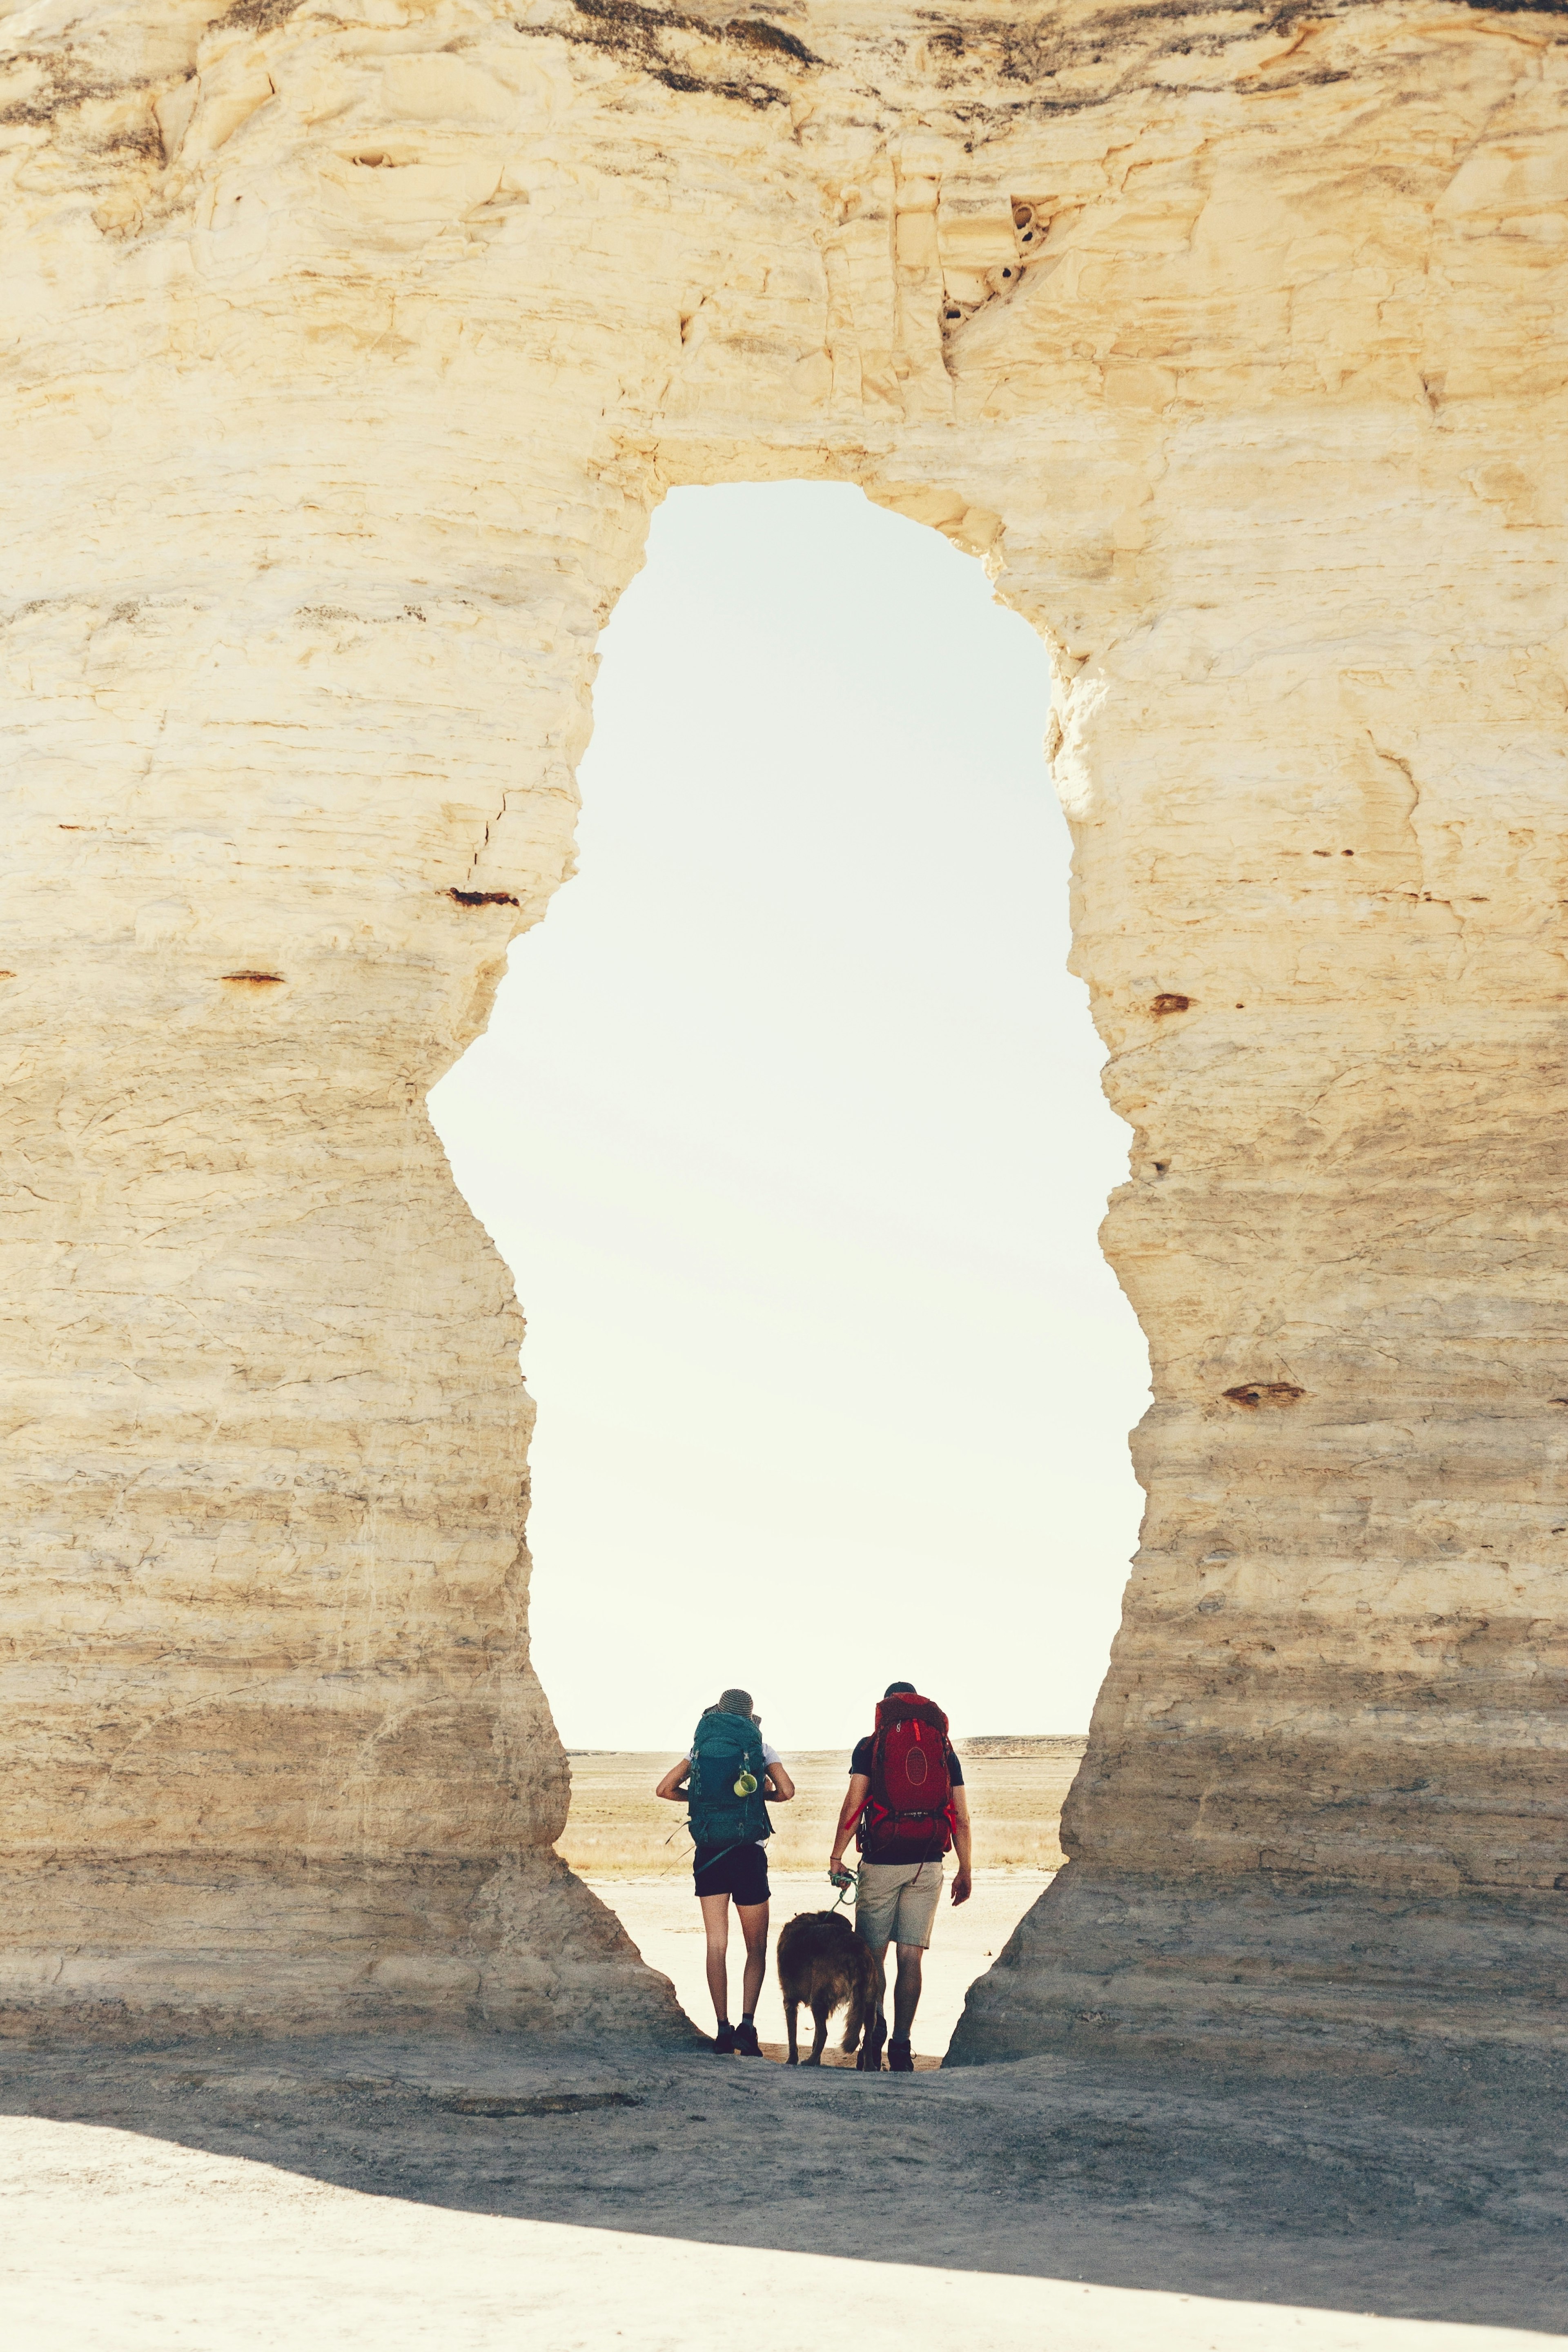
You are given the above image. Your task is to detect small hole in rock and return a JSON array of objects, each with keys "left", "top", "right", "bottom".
[
  {"left": 1223, "top": 1381, "right": 1306, "bottom": 1410},
  {"left": 448, "top": 888, "right": 521, "bottom": 909}
]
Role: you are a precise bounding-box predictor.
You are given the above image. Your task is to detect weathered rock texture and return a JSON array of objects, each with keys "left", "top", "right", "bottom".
[{"left": 2, "top": 0, "right": 1566, "bottom": 2047}]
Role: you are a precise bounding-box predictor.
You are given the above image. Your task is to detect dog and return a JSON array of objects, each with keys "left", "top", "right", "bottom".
[{"left": 775, "top": 1909, "right": 879, "bottom": 2066}]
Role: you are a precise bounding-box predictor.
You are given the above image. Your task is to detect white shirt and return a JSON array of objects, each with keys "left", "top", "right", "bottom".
[{"left": 682, "top": 1741, "right": 781, "bottom": 1848}]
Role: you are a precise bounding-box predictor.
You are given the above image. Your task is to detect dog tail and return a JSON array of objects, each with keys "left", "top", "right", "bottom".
[{"left": 843, "top": 1976, "right": 866, "bottom": 2052}]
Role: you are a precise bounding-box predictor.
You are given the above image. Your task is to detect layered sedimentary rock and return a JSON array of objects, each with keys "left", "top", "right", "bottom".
[{"left": 2, "top": 0, "right": 1565, "bottom": 2044}]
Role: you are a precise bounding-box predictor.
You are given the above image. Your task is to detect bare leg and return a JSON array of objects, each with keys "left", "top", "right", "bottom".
[
  {"left": 892, "top": 1944, "right": 924, "bottom": 2038},
  {"left": 736, "top": 1899, "right": 769, "bottom": 2018},
  {"left": 785, "top": 1998, "right": 800, "bottom": 2064},
  {"left": 699, "top": 1891, "right": 732, "bottom": 2026},
  {"left": 858, "top": 1943, "right": 889, "bottom": 2071}
]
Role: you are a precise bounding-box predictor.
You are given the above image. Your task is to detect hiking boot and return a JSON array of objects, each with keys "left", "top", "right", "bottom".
[
  {"left": 734, "top": 2021, "right": 761, "bottom": 2058},
  {"left": 887, "top": 2037, "right": 915, "bottom": 2073},
  {"left": 857, "top": 2014, "right": 887, "bottom": 2073},
  {"left": 713, "top": 2022, "right": 737, "bottom": 2055}
]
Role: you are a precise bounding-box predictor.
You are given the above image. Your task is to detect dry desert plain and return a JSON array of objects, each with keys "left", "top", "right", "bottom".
[{"left": 563, "top": 1738, "right": 1081, "bottom": 2059}]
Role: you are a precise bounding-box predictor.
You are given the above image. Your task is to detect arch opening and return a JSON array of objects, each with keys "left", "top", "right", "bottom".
[{"left": 431, "top": 479, "right": 1149, "bottom": 2057}]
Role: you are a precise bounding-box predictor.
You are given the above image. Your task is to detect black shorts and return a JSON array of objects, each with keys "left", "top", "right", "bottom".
[{"left": 693, "top": 1842, "right": 770, "bottom": 1904}]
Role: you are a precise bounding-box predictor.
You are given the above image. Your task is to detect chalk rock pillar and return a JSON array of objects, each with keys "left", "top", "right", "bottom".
[
  {"left": 0, "top": 178, "right": 679, "bottom": 2030},
  {"left": 5, "top": 0, "right": 1568, "bottom": 2054}
]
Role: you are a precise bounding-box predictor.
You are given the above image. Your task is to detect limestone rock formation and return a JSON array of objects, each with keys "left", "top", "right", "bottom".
[{"left": 2, "top": 0, "right": 1566, "bottom": 2046}]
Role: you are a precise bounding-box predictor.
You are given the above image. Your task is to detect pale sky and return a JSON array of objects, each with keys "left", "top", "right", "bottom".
[{"left": 428, "top": 482, "right": 1149, "bottom": 1754}]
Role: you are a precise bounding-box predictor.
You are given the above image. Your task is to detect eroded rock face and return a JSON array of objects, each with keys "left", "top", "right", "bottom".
[{"left": 3, "top": 0, "right": 1566, "bottom": 2044}]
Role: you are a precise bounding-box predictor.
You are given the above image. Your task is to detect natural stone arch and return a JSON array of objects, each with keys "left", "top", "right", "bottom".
[{"left": 3, "top": 0, "right": 1566, "bottom": 2054}]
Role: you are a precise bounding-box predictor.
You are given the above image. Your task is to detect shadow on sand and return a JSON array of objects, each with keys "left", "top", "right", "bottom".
[{"left": 0, "top": 2027, "right": 1564, "bottom": 2335}]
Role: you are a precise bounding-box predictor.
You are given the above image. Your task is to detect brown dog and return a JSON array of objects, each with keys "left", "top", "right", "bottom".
[{"left": 775, "top": 1909, "right": 878, "bottom": 2066}]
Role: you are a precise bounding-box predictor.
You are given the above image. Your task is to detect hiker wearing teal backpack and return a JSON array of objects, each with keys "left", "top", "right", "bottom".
[{"left": 655, "top": 1688, "right": 796, "bottom": 2056}]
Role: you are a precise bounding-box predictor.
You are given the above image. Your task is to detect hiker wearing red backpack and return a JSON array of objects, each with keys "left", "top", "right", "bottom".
[{"left": 826, "top": 1682, "right": 972, "bottom": 2072}]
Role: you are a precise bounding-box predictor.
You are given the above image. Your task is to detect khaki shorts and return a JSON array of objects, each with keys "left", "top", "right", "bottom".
[{"left": 855, "top": 1859, "right": 944, "bottom": 1953}]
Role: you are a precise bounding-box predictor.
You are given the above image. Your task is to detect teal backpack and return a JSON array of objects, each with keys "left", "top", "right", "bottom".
[{"left": 687, "top": 1711, "right": 771, "bottom": 1850}]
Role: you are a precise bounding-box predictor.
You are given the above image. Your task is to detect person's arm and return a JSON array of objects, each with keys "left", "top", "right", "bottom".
[
  {"left": 764, "top": 1760, "right": 795, "bottom": 1802},
  {"left": 949, "top": 1784, "right": 973, "bottom": 1903},
  {"left": 830, "top": 1773, "right": 870, "bottom": 1873},
  {"left": 654, "top": 1758, "right": 690, "bottom": 1802}
]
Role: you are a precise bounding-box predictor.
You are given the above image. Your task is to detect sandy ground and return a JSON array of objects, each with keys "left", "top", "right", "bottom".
[
  {"left": 1, "top": 2029, "right": 1563, "bottom": 2348},
  {"left": 586, "top": 1866, "right": 1050, "bottom": 2058},
  {"left": 7, "top": 1759, "right": 1562, "bottom": 2347}
]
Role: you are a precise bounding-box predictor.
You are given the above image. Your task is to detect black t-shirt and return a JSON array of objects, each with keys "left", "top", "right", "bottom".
[{"left": 850, "top": 1733, "right": 964, "bottom": 1865}]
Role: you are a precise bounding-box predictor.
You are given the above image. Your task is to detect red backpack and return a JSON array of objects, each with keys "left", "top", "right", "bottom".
[{"left": 857, "top": 1691, "right": 955, "bottom": 1855}]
